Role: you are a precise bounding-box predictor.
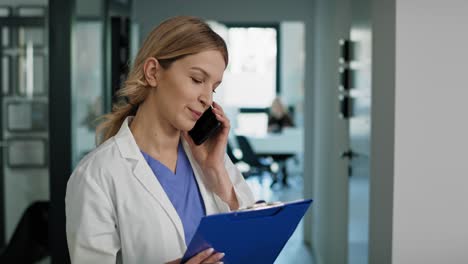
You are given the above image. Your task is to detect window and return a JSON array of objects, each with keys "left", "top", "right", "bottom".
[{"left": 209, "top": 23, "right": 279, "bottom": 135}]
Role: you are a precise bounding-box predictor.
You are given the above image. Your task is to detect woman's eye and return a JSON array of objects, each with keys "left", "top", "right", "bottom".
[{"left": 191, "top": 77, "right": 202, "bottom": 84}]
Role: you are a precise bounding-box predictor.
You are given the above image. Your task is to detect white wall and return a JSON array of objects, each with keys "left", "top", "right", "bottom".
[{"left": 392, "top": 0, "right": 468, "bottom": 263}]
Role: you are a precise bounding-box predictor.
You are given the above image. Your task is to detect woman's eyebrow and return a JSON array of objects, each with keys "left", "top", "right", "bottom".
[{"left": 190, "top": 67, "right": 210, "bottom": 77}]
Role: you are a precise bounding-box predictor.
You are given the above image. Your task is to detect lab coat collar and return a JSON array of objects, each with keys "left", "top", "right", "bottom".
[
  {"left": 180, "top": 140, "right": 220, "bottom": 216},
  {"left": 114, "top": 116, "right": 186, "bottom": 246}
]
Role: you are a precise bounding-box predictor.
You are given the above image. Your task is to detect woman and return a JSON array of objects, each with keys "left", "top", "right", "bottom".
[
  {"left": 267, "top": 97, "right": 294, "bottom": 133},
  {"left": 66, "top": 16, "right": 255, "bottom": 264}
]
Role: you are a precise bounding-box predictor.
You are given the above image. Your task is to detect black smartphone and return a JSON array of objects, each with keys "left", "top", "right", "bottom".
[{"left": 188, "top": 107, "right": 221, "bottom": 145}]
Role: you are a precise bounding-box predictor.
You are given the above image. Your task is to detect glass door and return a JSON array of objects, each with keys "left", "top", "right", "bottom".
[{"left": 0, "top": 5, "right": 49, "bottom": 261}]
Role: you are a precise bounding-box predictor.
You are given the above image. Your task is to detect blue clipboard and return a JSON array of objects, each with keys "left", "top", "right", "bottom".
[{"left": 181, "top": 199, "right": 313, "bottom": 264}]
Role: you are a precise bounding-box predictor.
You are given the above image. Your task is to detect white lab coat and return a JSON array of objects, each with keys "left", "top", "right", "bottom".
[{"left": 65, "top": 116, "right": 255, "bottom": 264}]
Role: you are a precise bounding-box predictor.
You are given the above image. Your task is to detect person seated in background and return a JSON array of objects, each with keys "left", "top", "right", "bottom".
[
  {"left": 267, "top": 97, "right": 294, "bottom": 133},
  {"left": 266, "top": 97, "right": 295, "bottom": 187}
]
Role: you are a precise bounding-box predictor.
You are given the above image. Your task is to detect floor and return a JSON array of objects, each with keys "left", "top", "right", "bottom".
[
  {"left": 348, "top": 172, "right": 370, "bottom": 264},
  {"left": 244, "top": 165, "right": 370, "bottom": 264}
]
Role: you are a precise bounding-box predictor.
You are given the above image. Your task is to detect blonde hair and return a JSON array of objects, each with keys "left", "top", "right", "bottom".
[{"left": 96, "top": 16, "right": 228, "bottom": 145}]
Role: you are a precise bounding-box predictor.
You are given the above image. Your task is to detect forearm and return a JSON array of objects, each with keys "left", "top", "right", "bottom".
[{"left": 202, "top": 166, "right": 239, "bottom": 210}]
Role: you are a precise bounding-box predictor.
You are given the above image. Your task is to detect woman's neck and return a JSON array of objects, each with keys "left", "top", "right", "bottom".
[{"left": 129, "top": 99, "right": 180, "bottom": 162}]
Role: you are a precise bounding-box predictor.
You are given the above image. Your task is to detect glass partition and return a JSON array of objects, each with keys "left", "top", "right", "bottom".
[
  {"left": 71, "top": 21, "right": 104, "bottom": 167},
  {"left": 0, "top": 5, "right": 49, "bottom": 256}
]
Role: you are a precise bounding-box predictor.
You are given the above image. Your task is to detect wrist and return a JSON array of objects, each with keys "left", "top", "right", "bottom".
[
  {"left": 201, "top": 164, "right": 226, "bottom": 177},
  {"left": 202, "top": 166, "right": 230, "bottom": 191},
  {"left": 201, "top": 166, "right": 238, "bottom": 207}
]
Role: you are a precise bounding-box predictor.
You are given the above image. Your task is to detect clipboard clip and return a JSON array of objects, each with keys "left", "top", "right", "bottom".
[{"left": 237, "top": 200, "right": 284, "bottom": 212}]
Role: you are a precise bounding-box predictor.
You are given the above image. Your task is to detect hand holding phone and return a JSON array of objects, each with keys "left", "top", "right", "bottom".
[{"left": 188, "top": 107, "right": 221, "bottom": 145}]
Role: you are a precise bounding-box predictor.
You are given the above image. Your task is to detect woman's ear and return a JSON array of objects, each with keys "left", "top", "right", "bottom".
[{"left": 143, "top": 57, "right": 160, "bottom": 88}]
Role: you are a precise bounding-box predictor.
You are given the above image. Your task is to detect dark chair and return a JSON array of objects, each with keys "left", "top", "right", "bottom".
[
  {"left": 235, "top": 135, "right": 274, "bottom": 180},
  {"left": 0, "top": 201, "right": 49, "bottom": 264},
  {"left": 269, "top": 154, "right": 295, "bottom": 187}
]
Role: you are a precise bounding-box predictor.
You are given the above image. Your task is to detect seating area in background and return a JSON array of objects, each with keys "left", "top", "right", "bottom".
[
  {"left": 227, "top": 131, "right": 302, "bottom": 188},
  {"left": 268, "top": 154, "right": 295, "bottom": 187},
  {"left": 232, "top": 135, "right": 275, "bottom": 181}
]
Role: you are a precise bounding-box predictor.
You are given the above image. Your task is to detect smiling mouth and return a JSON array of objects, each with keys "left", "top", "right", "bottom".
[{"left": 189, "top": 108, "right": 202, "bottom": 120}]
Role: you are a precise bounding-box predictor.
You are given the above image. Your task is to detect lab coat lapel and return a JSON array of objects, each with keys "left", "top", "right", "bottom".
[
  {"left": 181, "top": 139, "right": 218, "bottom": 215},
  {"left": 132, "top": 162, "right": 186, "bottom": 243},
  {"left": 114, "top": 117, "right": 186, "bottom": 245}
]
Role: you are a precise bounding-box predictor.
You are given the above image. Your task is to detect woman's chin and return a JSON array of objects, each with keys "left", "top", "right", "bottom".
[
  {"left": 173, "top": 118, "right": 196, "bottom": 132},
  {"left": 182, "top": 121, "right": 197, "bottom": 132}
]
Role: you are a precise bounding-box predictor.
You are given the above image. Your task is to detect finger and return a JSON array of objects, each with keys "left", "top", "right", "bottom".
[
  {"left": 212, "top": 101, "right": 224, "bottom": 113},
  {"left": 202, "top": 252, "right": 225, "bottom": 263},
  {"left": 211, "top": 107, "right": 226, "bottom": 117},
  {"left": 185, "top": 248, "right": 215, "bottom": 264},
  {"left": 214, "top": 113, "right": 230, "bottom": 130}
]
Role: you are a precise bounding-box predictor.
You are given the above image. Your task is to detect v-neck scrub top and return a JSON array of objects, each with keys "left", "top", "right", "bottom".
[{"left": 141, "top": 142, "right": 206, "bottom": 245}]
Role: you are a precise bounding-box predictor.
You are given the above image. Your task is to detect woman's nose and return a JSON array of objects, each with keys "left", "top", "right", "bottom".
[{"left": 198, "top": 92, "right": 213, "bottom": 108}]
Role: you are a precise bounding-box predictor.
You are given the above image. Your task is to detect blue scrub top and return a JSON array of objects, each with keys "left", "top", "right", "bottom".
[{"left": 141, "top": 142, "right": 206, "bottom": 245}]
